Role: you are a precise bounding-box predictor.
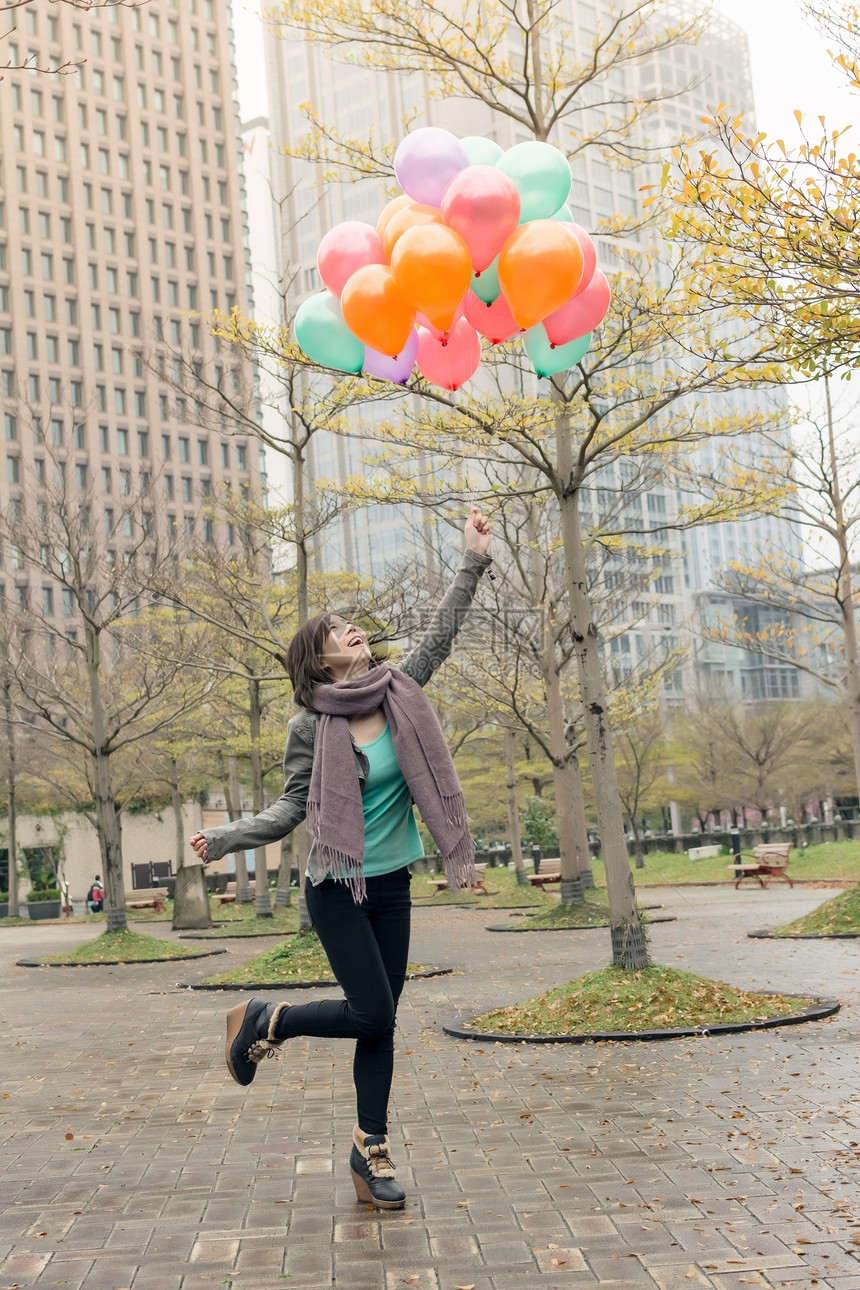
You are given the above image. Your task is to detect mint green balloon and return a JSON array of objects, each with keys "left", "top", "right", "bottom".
[
  {"left": 294, "top": 292, "right": 364, "bottom": 373},
  {"left": 551, "top": 203, "right": 574, "bottom": 223},
  {"left": 523, "top": 326, "right": 591, "bottom": 378},
  {"left": 497, "top": 141, "right": 572, "bottom": 223},
  {"left": 461, "top": 135, "right": 504, "bottom": 166},
  {"left": 471, "top": 257, "right": 501, "bottom": 304}
]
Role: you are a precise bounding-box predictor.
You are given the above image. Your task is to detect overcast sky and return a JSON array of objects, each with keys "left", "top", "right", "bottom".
[{"left": 232, "top": 1, "right": 857, "bottom": 141}]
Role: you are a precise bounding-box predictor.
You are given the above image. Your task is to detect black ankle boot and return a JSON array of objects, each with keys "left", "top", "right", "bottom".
[
  {"left": 225, "top": 999, "right": 291, "bottom": 1086},
  {"left": 349, "top": 1124, "right": 406, "bottom": 1210}
]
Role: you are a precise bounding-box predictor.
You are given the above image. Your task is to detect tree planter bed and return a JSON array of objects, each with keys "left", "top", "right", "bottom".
[
  {"left": 179, "top": 966, "right": 453, "bottom": 991},
  {"left": 17, "top": 948, "right": 227, "bottom": 967},
  {"left": 485, "top": 916, "right": 677, "bottom": 932},
  {"left": 444, "top": 995, "right": 840, "bottom": 1044}
]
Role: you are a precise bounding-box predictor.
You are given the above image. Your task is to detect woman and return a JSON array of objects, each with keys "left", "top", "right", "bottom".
[{"left": 189, "top": 508, "right": 492, "bottom": 1210}]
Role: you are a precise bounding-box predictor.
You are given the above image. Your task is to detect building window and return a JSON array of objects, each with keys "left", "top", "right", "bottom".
[
  {"left": 4, "top": 413, "right": 16, "bottom": 440},
  {"left": 178, "top": 436, "right": 189, "bottom": 463},
  {"left": 7, "top": 455, "right": 20, "bottom": 484}
]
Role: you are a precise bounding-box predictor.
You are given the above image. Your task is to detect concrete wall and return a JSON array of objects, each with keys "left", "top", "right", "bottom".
[{"left": 8, "top": 806, "right": 206, "bottom": 903}]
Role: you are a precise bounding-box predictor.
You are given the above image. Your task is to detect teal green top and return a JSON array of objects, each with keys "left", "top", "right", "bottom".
[{"left": 360, "top": 724, "right": 424, "bottom": 876}]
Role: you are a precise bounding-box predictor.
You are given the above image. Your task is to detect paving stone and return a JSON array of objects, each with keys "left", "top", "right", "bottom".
[{"left": 1, "top": 886, "right": 859, "bottom": 1290}]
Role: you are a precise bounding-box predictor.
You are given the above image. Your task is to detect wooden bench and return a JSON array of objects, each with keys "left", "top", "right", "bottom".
[
  {"left": 218, "top": 881, "right": 256, "bottom": 904},
  {"left": 730, "top": 844, "right": 793, "bottom": 889},
  {"left": 126, "top": 887, "right": 168, "bottom": 912},
  {"left": 528, "top": 857, "right": 562, "bottom": 889},
  {"left": 427, "top": 863, "right": 489, "bottom": 896}
]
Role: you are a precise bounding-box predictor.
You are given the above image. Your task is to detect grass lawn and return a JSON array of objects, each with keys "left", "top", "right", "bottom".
[
  {"left": 464, "top": 965, "right": 813, "bottom": 1036},
  {"left": 202, "top": 930, "right": 429, "bottom": 986},
  {"left": 770, "top": 882, "right": 860, "bottom": 936},
  {"left": 412, "top": 864, "right": 549, "bottom": 907},
  {"left": 33, "top": 930, "right": 205, "bottom": 964},
  {"left": 590, "top": 839, "right": 860, "bottom": 887},
  {"left": 501, "top": 889, "right": 612, "bottom": 929}
]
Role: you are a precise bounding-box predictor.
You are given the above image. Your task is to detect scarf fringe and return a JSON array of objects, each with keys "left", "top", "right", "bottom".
[
  {"left": 306, "top": 801, "right": 368, "bottom": 903},
  {"left": 442, "top": 831, "right": 477, "bottom": 892}
]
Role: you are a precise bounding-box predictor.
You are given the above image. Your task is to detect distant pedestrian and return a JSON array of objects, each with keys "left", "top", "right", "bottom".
[
  {"left": 86, "top": 876, "right": 104, "bottom": 914},
  {"left": 189, "top": 509, "right": 492, "bottom": 1210}
]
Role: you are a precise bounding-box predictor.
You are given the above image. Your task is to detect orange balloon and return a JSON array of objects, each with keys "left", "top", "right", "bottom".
[
  {"left": 381, "top": 203, "right": 443, "bottom": 260},
  {"left": 376, "top": 194, "right": 413, "bottom": 241},
  {"left": 341, "top": 264, "right": 416, "bottom": 357},
  {"left": 390, "top": 224, "right": 473, "bottom": 333},
  {"left": 498, "top": 221, "right": 584, "bottom": 329}
]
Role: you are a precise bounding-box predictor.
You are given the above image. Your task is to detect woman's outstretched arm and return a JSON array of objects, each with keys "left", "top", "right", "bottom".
[
  {"left": 398, "top": 507, "right": 492, "bottom": 688},
  {"left": 188, "top": 716, "right": 315, "bottom": 864}
]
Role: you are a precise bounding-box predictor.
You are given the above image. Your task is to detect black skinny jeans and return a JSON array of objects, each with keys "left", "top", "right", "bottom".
[{"left": 275, "top": 866, "right": 412, "bottom": 1135}]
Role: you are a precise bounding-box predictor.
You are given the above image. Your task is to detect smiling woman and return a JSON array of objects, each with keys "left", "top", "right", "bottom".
[{"left": 187, "top": 508, "right": 493, "bottom": 1211}]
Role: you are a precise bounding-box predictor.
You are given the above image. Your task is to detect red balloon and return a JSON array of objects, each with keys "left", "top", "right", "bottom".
[
  {"left": 462, "top": 291, "right": 520, "bottom": 344},
  {"left": 317, "top": 221, "right": 387, "bottom": 298},
  {"left": 416, "top": 320, "right": 482, "bottom": 391},
  {"left": 544, "top": 269, "right": 611, "bottom": 347},
  {"left": 441, "top": 166, "right": 521, "bottom": 273},
  {"left": 563, "top": 224, "right": 597, "bottom": 298}
]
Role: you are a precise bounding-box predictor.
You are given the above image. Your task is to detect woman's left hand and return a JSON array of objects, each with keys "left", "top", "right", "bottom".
[{"left": 464, "top": 506, "right": 491, "bottom": 556}]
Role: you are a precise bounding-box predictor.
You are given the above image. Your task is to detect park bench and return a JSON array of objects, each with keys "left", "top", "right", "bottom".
[
  {"left": 527, "top": 856, "right": 562, "bottom": 889},
  {"left": 218, "top": 881, "right": 256, "bottom": 904},
  {"left": 126, "top": 887, "right": 168, "bottom": 912},
  {"left": 427, "top": 863, "right": 489, "bottom": 896},
  {"left": 730, "top": 843, "right": 793, "bottom": 889}
]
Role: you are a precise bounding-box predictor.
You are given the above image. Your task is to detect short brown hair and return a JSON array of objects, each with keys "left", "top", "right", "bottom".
[{"left": 285, "top": 613, "right": 334, "bottom": 709}]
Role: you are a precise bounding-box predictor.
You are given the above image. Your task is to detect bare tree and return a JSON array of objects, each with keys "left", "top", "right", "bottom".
[{"left": 0, "top": 442, "right": 219, "bottom": 931}]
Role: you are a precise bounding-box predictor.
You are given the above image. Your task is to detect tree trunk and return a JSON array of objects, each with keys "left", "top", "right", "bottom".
[
  {"left": 249, "top": 678, "right": 273, "bottom": 917},
  {"left": 554, "top": 400, "right": 648, "bottom": 968},
  {"left": 295, "top": 830, "right": 312, "bottom": 931},
  {"left": 226, "top": 753, "right": 253, "bottom": 903},
  {"left": 543, "top": 617, "right": 585, "bottom": 904},
  {"left": 275, "top": 833, "right": 293, "bottom": 907},
  {"left": 170, "top": 756, "right": 211, "bottom": 931},
  {"left": 824, "top": 375, "right": 860, "bottom": 798},
  {"left": 566, "top": 747, "right": 595, "bottom": 889},
  {"left": 504, "top": 727, "right": 528, "bottom": 886},
  {"left": 86, "top": 626, "right": 127, "bottom": 932},
  {"left": 3, "top": 677, "right": 20, "bottom": 918}
]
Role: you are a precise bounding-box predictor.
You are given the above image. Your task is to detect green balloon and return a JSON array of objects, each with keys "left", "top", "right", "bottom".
[
  {"left": 461, "top": 135, "right": 504, "bottom": 166},
  {"left": 294, "top": 292, "right": 364, "bottom": 373},
  {"left": 551, "top": 203, "right": 574, "bottom": 223},
  {"left": 497, "top": 141, "right": 572, "bottom": 223},
  {"left": 471, "top": 257, "right": 501, "bottom": 304},
  {"left": 523, "top": 326, "right": 591, "bottom": 378}
]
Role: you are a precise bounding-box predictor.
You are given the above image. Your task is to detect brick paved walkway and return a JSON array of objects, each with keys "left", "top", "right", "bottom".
[{"left": 1, "top": 884, "right": 859, "bottom": 1289}]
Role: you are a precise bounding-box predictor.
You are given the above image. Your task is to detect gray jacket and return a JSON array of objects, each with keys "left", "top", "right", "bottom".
[{"left": 201, "top": 548, "right": 493, "bottom": 864}]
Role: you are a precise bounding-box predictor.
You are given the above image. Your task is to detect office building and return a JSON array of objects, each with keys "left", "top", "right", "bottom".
[{"left": 0, "top": 0, "right": 262, "bottom": 612}]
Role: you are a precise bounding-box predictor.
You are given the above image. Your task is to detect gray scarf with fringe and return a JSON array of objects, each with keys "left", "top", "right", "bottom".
[{"left": 306, "top": 662, "right": 475, "bottom": 902}]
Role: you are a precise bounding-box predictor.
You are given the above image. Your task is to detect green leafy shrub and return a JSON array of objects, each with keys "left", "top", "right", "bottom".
[{"left": 27, "top": 888, "right": 61, "bottom": 902}]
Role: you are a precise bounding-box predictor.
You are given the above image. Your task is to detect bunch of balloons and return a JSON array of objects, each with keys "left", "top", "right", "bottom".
[{"left": 294, "top": 127, "right": 611, "bottom": 391}]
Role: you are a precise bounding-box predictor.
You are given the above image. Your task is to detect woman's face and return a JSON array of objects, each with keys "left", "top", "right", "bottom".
[{"left": 320, "top": 615, "right": 372, "bottom": 681}]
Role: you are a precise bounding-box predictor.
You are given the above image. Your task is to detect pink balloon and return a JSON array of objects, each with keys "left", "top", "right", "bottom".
[
  {"left": 416, "top": 320, "right": 482, "bottom": 391},
  {"left": 544, "top": 269, "right": 611, "bottom": 347},
  {"left": 363, "top": 329, "right": 419, "bottom": 384},
  {"left": 441, "top": 166, "right": 521, "bottom": 273},
  {"left": 317, "top": 221, "right": 387, "bottom": 298},
  {"left": 416, "top": 300, "right": 465, "bottom": 340},
  {"left": 462, "top": 291, "right": 520, "bottom": 344},
  {"left": 563, "top": 224, "right": 597, "bottom": 298}
]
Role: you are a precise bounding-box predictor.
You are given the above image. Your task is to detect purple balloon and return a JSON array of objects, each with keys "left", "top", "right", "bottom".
[
  {"left": 394, "top": 127, "right": 470, "bottom": 207},
  {"left": 364, "top": 328, "right": 419, "bottom": 384}
]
